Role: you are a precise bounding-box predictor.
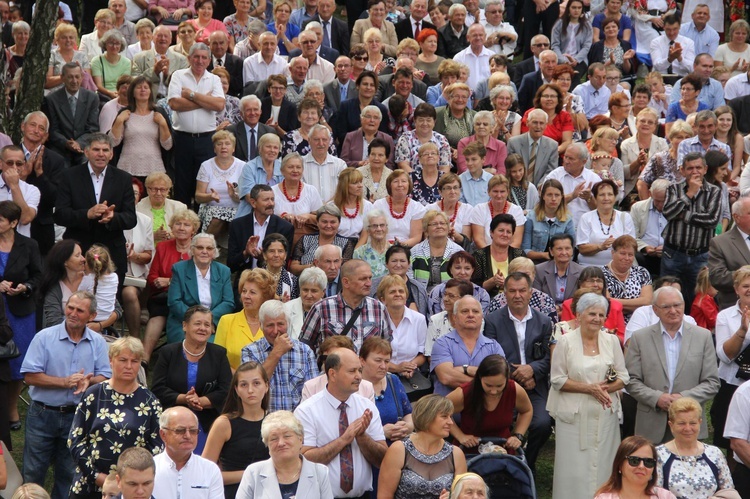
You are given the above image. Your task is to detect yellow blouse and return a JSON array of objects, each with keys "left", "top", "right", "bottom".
[
  {"left": 490, "top": 257, "right": 508, "bottom": 279},
  {"left": 215, "top": 311, "right": 264, "bottom": 370}
]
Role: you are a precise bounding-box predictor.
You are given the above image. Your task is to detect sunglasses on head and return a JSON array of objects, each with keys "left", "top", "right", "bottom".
[{"left": 625, "top": 456, "right": 656, "bottom": 468}]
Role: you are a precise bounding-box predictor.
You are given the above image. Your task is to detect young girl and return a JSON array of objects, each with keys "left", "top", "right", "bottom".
[
  {"left": 79, "top": 245, "right": 119, "bottom": 332},
  {"left": 691, "top": 267, "right": 718, "bottom": 332},
  {"left": 506, "top": 154, "right": 538, "bottom": 214},
  {"left": 704, "top": 150, "right": 731, "bottom": 234},
  {"left": 202, "top": 362, "right": 270, "bottom": 499}
]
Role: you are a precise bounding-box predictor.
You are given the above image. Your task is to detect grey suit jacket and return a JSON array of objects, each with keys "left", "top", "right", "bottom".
[
  {"left": 227, "top": 122, "right": 276, "bottom": 162},
  {"left": 630, "top": 198, "right": 658, "bottom": 252},
  {"left": 625, "top": 321, "right": 720, "bottom": 444},
  {"left": 709, "top": 226, "right": 750, "bottom": 310},
  {"left": 506, "top": 133, "right": 558, "bottom": 186},
  {"left": 131, "top": 49, "right": 189, "bottom": 97},
  {"left": 43, "top": 87, "right": 100, "bottom": 154},
  {"left": 533, "top": 260, "right": 583, "bottom": 303},
  {"left": 323, "top": 79, "right": 358, "bottom": 111},
  {"left": 237, "top": 457, "right": 333, "bottom": 499}
]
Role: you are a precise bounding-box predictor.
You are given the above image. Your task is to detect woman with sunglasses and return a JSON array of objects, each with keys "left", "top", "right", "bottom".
[
  {"left": 595, "top": 436, "right": 677, "bottom": 498},
  {"left": 653, "top": 397, "right": 735, "bottom": 498}
]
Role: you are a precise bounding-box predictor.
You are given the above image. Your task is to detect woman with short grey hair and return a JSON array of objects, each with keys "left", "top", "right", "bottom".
[
  {"left": 456, "top": 109, "right": 508, "bottom": 174},
  {"left": 353, "top": 209, "right": 391, "bottom": 279},
  {"left": 284, "top": 267, "right": 327, "bottom": 338},
  {"left": 490, "top": 85, "right": 521, "bottom": 141},
  {"left": 289, "top": 204, "right": 356, "bottom": 275},
  {"left": 92, "top": 29, "right": 132, "bottom": 100},
  {"left": 341, "top": 105, "right": 396, "bottom": 169},
  {"left": 302, "top": 79, "right": 334, "bottom": 123}
]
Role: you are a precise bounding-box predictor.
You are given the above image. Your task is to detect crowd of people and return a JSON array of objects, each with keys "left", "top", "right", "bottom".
[{"left": 0, "top": 0, "right": 749, "bottom": 497}]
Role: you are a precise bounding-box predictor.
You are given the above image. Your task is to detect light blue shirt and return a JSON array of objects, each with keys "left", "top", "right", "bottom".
[
  {"left": 677, "top": 136, "right": 732, "bottom": 168},
  {"left": 459, "top": 170, "right": 492, "bottom": 205},
  {"left": 289, "top": 7, "right": 316, "bottom": 28},
  {"left": 430, "top": 330, "right": 504, "bottom": 396},
  {"left": 643, "top": 200, "right": 666, "bottom": 248},
  {"left": 572, "top": 81, "right": 611, "bottom": 119},
  {"left": 679, "top": 21, "right": 719, "bottom": 57},
  {"left": 426, "top": 83, "right": 473, "bottom": 109},
  {"left": 20, "top": 321, "right": 111, "bottom": 406},
  {"left": 669, "top": 77, "right": 725, "bottom": 110},
  {"left": 661, "top": 325, "right": 683, "bottom": 393},
  {"left": 235, "top": 156, "right": 284, "bottom": 219}
]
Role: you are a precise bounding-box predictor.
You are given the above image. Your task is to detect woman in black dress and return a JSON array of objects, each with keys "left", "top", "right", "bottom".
[{"left": 202, "top": 361, "right": 270, "bottom": 499}]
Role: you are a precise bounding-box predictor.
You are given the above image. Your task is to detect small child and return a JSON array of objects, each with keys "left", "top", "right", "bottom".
[
  {"left": 691, "top": 266, "right": 719, "bottom": 331},
  {"left": 384, "top": 0, "right": 406, "bottom": 23},
  {"left": 79, "top": 245, "right": 119, "bottom": 330},
  {"left": 506, "top": 154, "right": 539, "bottom": 214},
  {"left": 459, "top": 141, "right": 492, "bottom": 206},
  {"left": 101, "top": 472, "right": 119, "bottom": 499}
]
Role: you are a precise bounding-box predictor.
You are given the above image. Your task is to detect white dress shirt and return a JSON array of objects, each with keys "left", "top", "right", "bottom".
[
  {"left": 302, "top": 152, "right": 347, "bottom": 203},
  {"left": 243, "top": 52, "right": 289, "bottom": 85},
  {"left": 724, "top": 72, "right": 750, "bottom": 101},
  {"left": 195, "top": 264, "right": 212, "bottom": 308},
  {"left": 543, "top": 166, "right": 602, "bottom": 222},
  {"left": 303, "top": 55, "right": 335, "bottom": 84},
  {"left": 251, "top": 214, "right": 269, "bottom": 269},
  {"left": 153, "top": 451, "right": 225, "bottom": 499},
  {"left": 509, "top": 307, "right": 533, "bottom": 363},
  {"left": 453, "top": 45, "right": 494, "bottom": 90},
  {"left": 723, "top": 379, "right": 750, "bottom": 463},
  {"left": 662, "top": 324, "right": 683, "bottom": 393},
  {"left": 390, "top": 306, "right": 427, "bottom": 365},
  {"left": 716, "top": 303, "right": 750, "bottom": 386},
  {"left": 167, "top": 69, "right": 225, "bottom": 133},
  {"left": 87, "top": 163, "right": 107, "bottom": 203},
  {"left": 650, "top": 34, "right": 695, "bottom": 76}
]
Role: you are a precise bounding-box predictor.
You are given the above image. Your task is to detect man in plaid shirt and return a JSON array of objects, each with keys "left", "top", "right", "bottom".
[
  {"left": 242, "top": 300, "right": 318, "bottom": 412},
  {"left": 299, "top": 259, "right": 393, "bottom": 354}
]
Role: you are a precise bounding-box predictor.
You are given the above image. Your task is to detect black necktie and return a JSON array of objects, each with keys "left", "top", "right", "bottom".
[
  {"left": 667, "top": 40, "right": 674, "bottom": 74},
  {"left": 249, "top": 128, "right": 257, "bottom": 159},
  {"left": 217, "top": 57, "right": 223, "bottom": 66}
]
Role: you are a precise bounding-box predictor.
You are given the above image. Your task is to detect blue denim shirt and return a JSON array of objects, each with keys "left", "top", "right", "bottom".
[
  {"left": 521, "top": 216, "right": 577, "bottom": 254},
  {"left": 236, "top": 157, "right": 283, "bottom": 219}
]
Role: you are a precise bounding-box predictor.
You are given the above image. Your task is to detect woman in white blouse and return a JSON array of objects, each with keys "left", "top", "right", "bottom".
[
  {"left": 80, "top": 9, "right": 115, "bottom": 63},
  {"left": 330, "top": 168, "right": 373, "bottom": 246},
  {"left": 425, "top": 173, "right": 473, "bottom": 250},
  {"left": 469, "top": 174, "right": 526, "bottom": 249},
  {"left": 576, "top": 179, "right": 636, "bottom": 267},
  {"left": 372, "top": 169, "right": 426, "bottom": 247},
  {"left": 272, "top": 153, "right": 323, "bottom": 230}
]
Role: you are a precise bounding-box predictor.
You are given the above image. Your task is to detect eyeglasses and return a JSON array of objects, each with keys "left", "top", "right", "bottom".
[
  {"left": 533, "top": 43, "right": 550, "bottom": 47},
  {"left": 583, "top": 278, "right": 604, "bottom": 284},
  {"left": 428, "top": 222, "right": 448, "bottom": 227},
  {"left": 654, "top": 302, "right": 684, "bottom": 310},
  {"left": 178, "top": 30, "right": 194, "bottom": 35},
  {"left": 369, "top": 223, "right": 387, "bottom": 229},
  {"left": 147, "top": 187, "right": 168, "bottom": 192},
  {"left": 441, "top": 185, "right": 461, "bottom": 191},
  {"left": 352, "top": 55, "right": 369, "bottom": 61},
  {"left": 3, "top": 160, "right": 24, "bottom": 167},
  {"left": 270, "top": 86, "right": 286, "bottom": 91},
  {"left": 420, "top": 151, "right": 438, "bottom": 157},
  {"left": 194, "top": 245, "right": 216, "bottom": 251},
  {"left": 165, "top": 427, "right": 200, "bottom": 436},
  {"left": 301, "top": 40, "right": 316, "bottom": 45},
  {"left": 625, "top": 456, "right": 656, "bottom": 468},
  {"left": 605, "top": 76, "right": 620, "bottom": 82}
]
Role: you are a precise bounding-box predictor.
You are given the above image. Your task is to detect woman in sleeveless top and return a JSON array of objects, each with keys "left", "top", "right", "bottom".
[
  {"left": 202, "top": 362, "right": 271, "bottom": 499},
  {"left": 378, "top": 394, "right": 467, "bottom": 499}
]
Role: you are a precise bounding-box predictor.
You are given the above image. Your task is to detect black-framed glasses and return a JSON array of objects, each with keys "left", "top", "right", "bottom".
[
  {"left": 4, "top": 160, "right": 24, "bottom": 167},
  {"left": 625, "top": 456, "right": 656, "bottom": 468}
]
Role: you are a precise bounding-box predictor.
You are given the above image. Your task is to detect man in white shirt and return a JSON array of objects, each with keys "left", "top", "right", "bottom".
[
  {"left": 543, "top": 143, "right": 600, "bottom": 221},
  {"left": 167, "top": 43, "right": 225, "bottom": 206},
  {"left": 482, "top": 0, "right": 517, "bottom": 56},
  {"left": 724, "top": 67, "right": 750, "bottom": 101},
  {"left": 0, "top": 146, "right": 39, "bottom": 238},
  {"left": 294, "top": 348, "right": 387, "bottom": 499},
  {"left": 296, "top": 30, "right": 335, "bottom": 84},
  {"left": 650, "top": 14, "right": 696, "bottom": 76},
  {"left": 153, "top": 407, "right": 224, "bottom": 499},
  {"left": 454, "top": 24, "right": 494, "bottom": 90},
  {"left": 303, "top": 125, "right": 346, "bottom": 202},
  {"left": 242, "top": 32, "right": 288, "bottom": 85}
]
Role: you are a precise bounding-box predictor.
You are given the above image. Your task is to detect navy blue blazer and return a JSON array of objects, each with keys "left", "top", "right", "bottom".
[{"left": 517, "top": 70, "right": 544, "bottom": 114}]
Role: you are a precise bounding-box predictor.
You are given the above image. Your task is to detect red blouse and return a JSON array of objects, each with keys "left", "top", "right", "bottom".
[
  {"left": 520, "top": 109, "right": 574, "bottom": 146},
  {"left": 690, "top": 293, "right": 718, "bottom": 331},
  {"left": 456, "top": 379, "right": 517, "bottom": 454}
]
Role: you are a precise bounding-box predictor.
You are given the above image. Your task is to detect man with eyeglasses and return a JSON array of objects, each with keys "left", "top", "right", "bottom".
[
  {"left": 668, "top": 54, "right": 725, "bottom": 109},
  {"left": 242, "top": 31, "right": 288, "bottom": 87},
  {"left": 0, "top": 145, "right": 39, "bottom": 238},
  {"left": 625, "top": 286, "right": 719, "bottom": 444},
  {"left": 153, "top": 407, "right": 223, "bottom": 499},
  {"left": 511, "top": 34, "right": 550, "bottom": 89},
  {"left": 293, "top": 30, "right": 335, "bottom": 84},
  {"left": 482, "top": 0, "right": 517, "bottom": 56},
  {"left": 303, "top": 0, "right": 349, "bottom": 57},
  {"left": 289, "top": 22, "right": 341, "bottom": 65}
]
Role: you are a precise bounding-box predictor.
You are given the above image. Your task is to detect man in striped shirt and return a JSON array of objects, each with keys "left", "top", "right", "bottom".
[{"left": 661, "top": 151, "right": 721, "bottom": 309}]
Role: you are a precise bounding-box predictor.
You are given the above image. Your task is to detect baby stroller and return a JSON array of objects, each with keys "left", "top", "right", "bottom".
[{"left": 465, "top": 437, "right": 536, "bottom": 499}]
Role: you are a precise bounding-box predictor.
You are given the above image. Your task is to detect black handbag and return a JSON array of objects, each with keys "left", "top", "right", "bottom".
[
  {"left": 735, "top": 344, "right": 750, "bottom": 380},
  {"left": 0, "top": 339, "right": 20, "bottom": 360}
]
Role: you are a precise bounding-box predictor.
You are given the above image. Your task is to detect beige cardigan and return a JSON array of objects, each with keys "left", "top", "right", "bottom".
[{"left": 136, "top": 197, "right": 189, "bottom": 236}]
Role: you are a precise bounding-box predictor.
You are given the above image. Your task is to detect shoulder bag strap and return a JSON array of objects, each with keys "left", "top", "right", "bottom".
[
  {"left": 340, "top": 307, "right": 362, "bottom": 337},
  {"left": 386, "top": 373, "right": 403, "bottom": 420}
]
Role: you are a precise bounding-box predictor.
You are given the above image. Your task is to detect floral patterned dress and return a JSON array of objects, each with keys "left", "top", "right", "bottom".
[
  {"left": 410, "top": 170, "right": 443, "bottom": 206},
  {"left": 640, "top": 151, "right": 683, "bottom": 186},
  {"left": 394, "top": 130, "right": 452, "bottom": 172},
  {"left": 281, "top": 129, "right": 337, "bottom": 158},
  {"left": 655, "top": 444, "right": 734, "bottom": 499},
  {"left": 68, "top": 381, "right": 163, "bottom": 495}
]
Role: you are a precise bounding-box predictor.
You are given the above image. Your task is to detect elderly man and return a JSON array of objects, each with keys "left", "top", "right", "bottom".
[
  {"left": 227, "top": 95, "right": 275, "bottom": 162},
  {"left": 625, "top": 286, "right": 720, "bottom": 444},
  {"left": 512, "top": 34, "right": 550, "bottom": 89},
  {"left": 207, "top": 31, "right": 243, "bottom": 97},
  {"left": 533, "top": 233, "right": 584, "bottom": 306},
  {"left": 17, "top": 111, "right": 65, "bottom": 256},
  {"left": 517, "top": 49, "right": 558, "bottom": 114},
  {"left": 289, "top": 22, "right": 340, "bottom": 65},
  {"left": 543, "top": 143, "right": 600, "bottom": 222},
  {"left": 294, "top": 348, "right": 387, "bottom": 498},
  {"left": 438, "top": 4, "right": 470, "bottom": 59},
  {"left": 21, "top": 291, "right": 111, "bottom": 499},
  {"left": 109, "top": 0, "right": 136, "bottom": 43},
  {"left": 376, "top": 57, "right": 428, "bottom": 102},
  {"left": 669, "top": 55, "right": 725, "bottom": 109},
  {"left": 314, "top": 244, "right": 344, "bottom": 297},
  {"left": 131, "top": 25, "right": 188, "bottom": 100},
  {"left": 431, "top": 296, "right": 505, "bottom": 396},
  {"left": 295, "top": 30, "right": 334, "bottom": 84},
  {"left": 483, "top": 0, "right": 517, "bottom": 57},
  {"left": 677, "top": 110, "right": 732, "bottom": 165},
  {"left": 571, "top": 63, "right": 611, "bottom": 119},
  {"left": 395, "top": 0, "right": 435, "bottom": 41},
  {"left": 454, "top": 24, "right": 494, "bottom": 90},
  {"left": 116, "top": 447, "right": 157, "bottom": 499},
  {"left": 304, "top": 0, "right": 349, "bottom": 56},
  {"left": 42, "top": 62, "right": 99, "bottom": 167},
  {"left": 300, "top": 259, "right": 392, "bottom": 354},
  {"left": 242, "top": 300, "right": 318, "bottom": 411},
  {"left": 167, "top": 43, "right": 225, "bottom": 206},
  {"left": 679, "top": 5, "right": 719, "bottom": 57},
  {"left": 153, "top": 407, "right": 223, "bottom": 499},
  {"left": 0, "top": 146, "right": 39, "bottom": 238},
  {"left": 709, "top": 195, "right": 750, "bottom": 310},
  {"left": 651, "top": 14, "right": 696, "bottom": 76},
  {"left": 506, "top": 109, "right": 559, "bottom": 185},
  {"left": 285, "top": 57, "right": 310, "bottom": 105},
  {"left": 302, "top": 124, "right": 347, "bottom": 202},
  {"left": 484, "top": 273, "right": 552, "bottom": 474},
  {"left": 661, "top": 152, "right": 721, "bottom": 309},
  {"left": 630, "top": 179, "right": 669, "bottom": 278},
  {"left": 324, "top": 56, "right": 358, "bottom": 111},
  {"left": 381, "top": 67, "right": 426, "bottom": 108},
  {"left": 242, "top": 32, "right": 288, "bottom": 87}
]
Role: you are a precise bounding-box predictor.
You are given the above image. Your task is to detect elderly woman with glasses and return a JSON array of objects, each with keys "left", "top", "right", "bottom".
[
  {"left": 457, "top": 111, "right": 508, "bottom": 174},
  {"left": 290, "top": 205, "right": 356, "bottom": 275},
  {"left": 166, "top": 233, "right": 234, "bottom": 344},
  {"left": 137, "top": 173, "right": 189, "bottom": 244},
  {"left": 91, "top": 29, "right": 131, "bottom": 101},
  {"left": 341, "top": 106, "right": 396, "bottom": 169},
  {"left": 410, "top": 210, "right": 463, "bottom": 292},
  {"left": 353, "top": 210, "right": 391, "bottom": 279}
]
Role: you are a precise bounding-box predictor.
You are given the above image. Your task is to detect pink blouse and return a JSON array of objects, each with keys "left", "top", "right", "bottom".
[{"left": 189, "top": 18, "right": 229, "bottom": 44}]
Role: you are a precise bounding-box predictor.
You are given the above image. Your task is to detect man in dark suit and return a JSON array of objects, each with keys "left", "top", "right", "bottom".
[
  {"left": 709, "top": 195, "right": 750, "bottom": 310},
  {"left": 207, "top": 31, "right": 244, "bottom": 97},
  {"left": 43, "top": 63, "right": 99, "bottom": 167},
  {"left": 303, "top": 0, "right": 349, "bottom": 57},
  {"left": 533, "top": 234, "right": 583, "bottom": 307},
  {"left": 17, "top": 111, "right": 65, "bottom": 257},
  {"left": 260, "top": 75, "right": 301, "bottom": 137},
  {"left": 510, "top": 34, "right": 550, "bottom": 89},
  {"left": 227, "top": 95, "right": 275, "bottom": 162},
  {"left": 228, "top": 184, "right": 294, "bottom": 293},
  {"left": 517, "top": 49, "right": 557, "bottom": 114},
  {"left": 395, "top": 0, "right": 436, "bottom": 41},
  {"left": 437, "top": 4, "right": 469, "bottom": 59},
  {"left": 376, "top": 61, "right": 428, "bottom": 102},
  {"left": 54, "top": 133, "right": 136, "bottom": 288},
  {"left": 324, "top": 56, "right": 359, "bottom": 111},
  {"left": 484, "top": 272, "right": 553, "bottom": 475}
]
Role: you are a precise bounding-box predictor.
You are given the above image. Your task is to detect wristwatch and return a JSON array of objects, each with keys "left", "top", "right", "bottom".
[
  {"left": 513, "top": 432, "right": 527, "bottom": 445},
  {"left": 462, "top": 364, "right": 469, "bottom": 375},
  {"left": 188, "top": 91, "right": 195, "bottom": 101}
]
